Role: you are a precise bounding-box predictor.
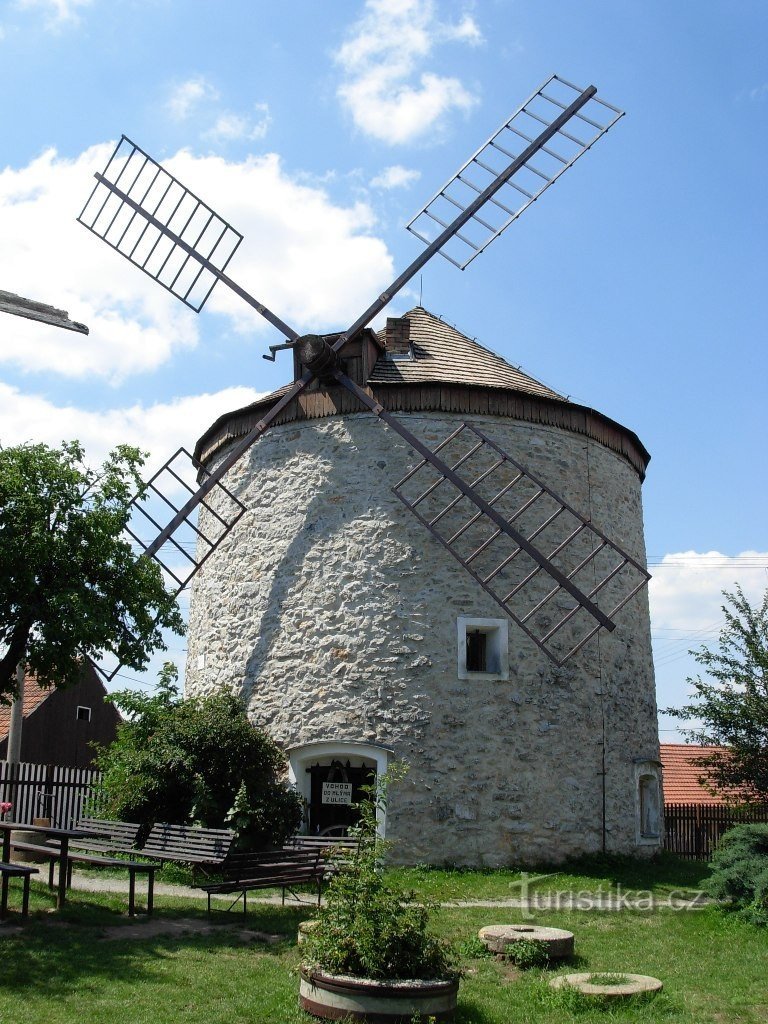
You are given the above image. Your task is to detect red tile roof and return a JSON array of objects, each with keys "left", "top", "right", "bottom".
[
  {"left": 0, "top": 674, "right": 54, "bottom": 740},
  {"left": 660, "top": 743, "right": 743, "bottom": 805}
]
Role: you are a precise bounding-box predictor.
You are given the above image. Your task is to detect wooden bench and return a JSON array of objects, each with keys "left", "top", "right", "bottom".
[
  {"left": 71, "top": 818, "right": 142, "bottom": 855},
  {"left": 198, "top": 848, "right": 326, "bottom": 915},
  {"left": 0, "top": 862, "right": 39, "bottom": 918},
  {"left": 140, "top": 823, "right": 235, "bottom": 875},
  {"left": 65, "top": 851, "right": 158, "bottom": 916},
  {"left": 8, "top": 839, "right": 60, "bottom": 888},
  {"left": 287, "top": 834, "right": 361, "bottom": 872},
  {"left": 13, "top": 820, "right": 157, "bottom": 916}
]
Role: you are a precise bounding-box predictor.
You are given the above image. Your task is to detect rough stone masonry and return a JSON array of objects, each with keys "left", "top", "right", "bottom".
[{"left": 184, "top": 399, "right": 661, "bottom": 867}]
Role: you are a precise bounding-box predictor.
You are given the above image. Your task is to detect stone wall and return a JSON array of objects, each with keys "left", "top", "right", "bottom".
[{"left": 185, "top": 409, "right": 660, "bottom": 866}]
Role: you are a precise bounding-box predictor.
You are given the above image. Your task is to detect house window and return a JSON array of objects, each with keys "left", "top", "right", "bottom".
[
  {"left": 76, "top": 706, "right": 92, "bottom": 722},
  {"left": 457, "top": 617, "right": 509, "bottom": 679}
]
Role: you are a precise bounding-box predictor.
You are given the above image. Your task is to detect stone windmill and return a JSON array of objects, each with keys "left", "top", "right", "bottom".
[{"left": 78, "top": 75, "right": 662, "bottom": 863}]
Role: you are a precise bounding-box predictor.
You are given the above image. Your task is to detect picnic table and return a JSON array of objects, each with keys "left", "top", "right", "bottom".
[{"left": 0, "top": 820, "right": 108, "bottom": 909}]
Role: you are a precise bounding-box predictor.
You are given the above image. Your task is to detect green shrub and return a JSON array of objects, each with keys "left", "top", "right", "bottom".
[
  {"left": 505, "top": 937, "right": 549, "bottom": 969},
  {"left": 706, "top": 822, "right": 768, "bottom": 925},
  {"left": 302, "top": 766, "right": 456, "bottom": 981}
]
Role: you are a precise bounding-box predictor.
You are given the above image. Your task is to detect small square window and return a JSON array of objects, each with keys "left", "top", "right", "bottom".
[
  {"left": 457, "top": 617, "right": 509, "bottom": 679},
  {"left": 76, "top": 706, "right": 92, "bottom": 722}
]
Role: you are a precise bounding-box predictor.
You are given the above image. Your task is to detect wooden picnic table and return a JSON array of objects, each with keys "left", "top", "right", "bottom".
[{"left": 0, "top": 820, "right": 108, "bottom": 909}]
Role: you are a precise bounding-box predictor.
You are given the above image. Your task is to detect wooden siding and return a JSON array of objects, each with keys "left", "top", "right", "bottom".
[
  {"left": 197, "top": 383, "right": 650, "bottom": 479},
  {"left": 0, "top": 666, "right": 120, "bottom": 769}
]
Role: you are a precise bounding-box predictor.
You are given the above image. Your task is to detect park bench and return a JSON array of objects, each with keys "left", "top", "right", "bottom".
[
  {"left": 70, "top": 817, "right": 142, "bottom": 855},
  {"left": 0, "top": 862, "right": 39, "bottom": 918},
  {"left": 14, "top": 820, "right": 158, "bottom": 917},
  {"left": 287, "top": 834, "right": 361, "bottom": 872},
  {"left": 140, "top": 823, "right": 235, "bottom": 875},
  {"left": 198, "top": 847, "right": 327, "bottom": 915}
]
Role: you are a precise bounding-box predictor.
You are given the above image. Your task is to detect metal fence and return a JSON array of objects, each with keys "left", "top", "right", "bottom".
[
  {"left": 0, "top": 761, "right": 104, "bottom": 827},
  {"left": 664, "top": 801, "right": 768, "bottom": 861}
]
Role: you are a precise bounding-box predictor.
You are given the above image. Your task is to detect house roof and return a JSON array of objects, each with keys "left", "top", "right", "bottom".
[
  {"left": 369, "top": 307, "right": 564, "bottom": 400},
  {"left": 660, "top": 743, "right": 743, "bottom": 805},
  {"left": 0, "top": 674, "right": 53, "bottom": 739}
]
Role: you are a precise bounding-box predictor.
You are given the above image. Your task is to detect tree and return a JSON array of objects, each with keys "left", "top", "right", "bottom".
[
  {"left": 0, "top": 440, "right": 185, "bottom": 702},
  {"left": 95, "top": 664, "right": 303, "bottom": 849},
  {"left": 665, "top": 585, "right": 768, "bottom": 802}
]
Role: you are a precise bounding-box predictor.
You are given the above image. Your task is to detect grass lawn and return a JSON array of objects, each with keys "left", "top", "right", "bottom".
[{"left": 0, "top": 857, "right": 765, "bottom": 1024}]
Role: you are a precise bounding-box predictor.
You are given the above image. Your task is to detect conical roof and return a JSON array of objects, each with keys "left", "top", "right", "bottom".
[
  {"left": 370, "top": 307, "right": 563, "bottom": 400},
  {"left": 195, "top": 306, "right": 649, "bottom": 478}
]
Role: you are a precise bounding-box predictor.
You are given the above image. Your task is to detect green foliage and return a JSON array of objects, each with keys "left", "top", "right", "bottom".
[
  {"left": 706, "top": 823, "right": 768, "bottom": 925},
  {"left": 94, "top": 664, "right": 302, "bottom": 848},
  {"left": 0, "top": 440, "right": 185, "bottom": 702},
  {"left": 454, "top": 935, "right": 492, "bottom": 959},
  {"left": 506, "top": 937, "right": 550, "bottom": 969},
  {"left": 665, "top": 585, "right": 768, "bottom": 801},
  {"left": 302, "top": 765, "right": 456, "bottom": 981}
]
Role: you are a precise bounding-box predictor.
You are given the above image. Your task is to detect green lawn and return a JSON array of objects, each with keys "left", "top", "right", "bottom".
[{"left": 0, "top": 857, "right": 765, "bottom": 1024}]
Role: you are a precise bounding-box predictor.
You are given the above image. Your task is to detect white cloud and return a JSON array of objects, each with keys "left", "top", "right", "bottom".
[
  {"left": 14, "top": 0, "right": 92, "bottom": 27},
  {"left": 204, "top": 103, "right": 272, "bottom": 143},
  {"left": 0, "top": 144, "right": 394, "bottom": 381},
  {"left": 649, "top": 550, "right": 768, "bottom": 633},
  {"left": 370, "top": 165, "right": 421, "bottom": 189},
  {"left": 749, "top": 83, "right": 768, "bottom": 101},
  {"left": 166, "top": 77, "right": 220, "bottom": 121},
  {"left": 335, "top": 0, "right": 482, "bottom": 144},
  {"left": 0, "top": 380, "right": 264, "bottom": 474}
]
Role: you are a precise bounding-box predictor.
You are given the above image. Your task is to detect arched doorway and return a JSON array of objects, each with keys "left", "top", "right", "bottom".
[{"left": 287, "top": 740, "right": 393, "bottom": 836}]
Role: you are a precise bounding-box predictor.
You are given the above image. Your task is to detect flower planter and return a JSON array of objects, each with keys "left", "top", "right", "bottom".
[{"left": 299, "top": 968, "right": 459, "bottom": 1023}]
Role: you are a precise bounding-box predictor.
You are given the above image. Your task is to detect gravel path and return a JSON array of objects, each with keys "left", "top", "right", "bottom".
[{"left": 67, "top": 873, "right": 709, "bottom": 910}]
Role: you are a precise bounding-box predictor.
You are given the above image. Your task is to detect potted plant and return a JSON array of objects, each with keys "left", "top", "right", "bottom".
[{"left": 299, "top": 766, "right": 459, "bottom": 1023}]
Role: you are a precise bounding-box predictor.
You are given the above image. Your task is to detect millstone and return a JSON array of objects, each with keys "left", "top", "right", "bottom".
[
  {"left": 549, "top": 973, "right": 663, "bottom": 999},
  {"left": 478, "top": 924, "right": 574, "bottom": 959}
]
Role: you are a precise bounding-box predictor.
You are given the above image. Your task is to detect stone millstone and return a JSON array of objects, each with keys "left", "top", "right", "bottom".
[
  {"left": 549, "top": 973, "right": 663, "bottom": 999},
  {"left": 478, "top": 924, "right": 574, "bottom": 959}
]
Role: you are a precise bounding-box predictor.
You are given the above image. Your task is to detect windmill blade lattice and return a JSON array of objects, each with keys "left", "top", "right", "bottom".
[
  {"left": 391, "top": 422, "right": 650, "bottom": 665},
  {"left": 78, "top": 136, "right": 244, "bottom": 312},
  {"left": 76, "top": 73, "right": 643, "bottom": 670},
  {"left": 407, "top": 74, "right": 624, "bottom": 270},
  {"left": 125, "top": 447, "right": 246, "bottom": 592}
]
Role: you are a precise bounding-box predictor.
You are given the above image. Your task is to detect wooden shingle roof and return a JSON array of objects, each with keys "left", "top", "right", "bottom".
[
  {"left": 370, "top": 307, "right": 563, "bottom": 400},
  {"left": 194, "top": 306, "right": 650, "bottom": 478}
]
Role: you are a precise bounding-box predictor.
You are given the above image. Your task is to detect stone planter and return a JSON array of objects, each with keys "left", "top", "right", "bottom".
[
  {"left": 549, "top": 973, "right": 663, "bottom": 1000},
  {"left": 299, "top": 968, "right": 459, "bottom": 1022},
  {"left": 298, "top": 919, "right": 320, "bottom": 944}
]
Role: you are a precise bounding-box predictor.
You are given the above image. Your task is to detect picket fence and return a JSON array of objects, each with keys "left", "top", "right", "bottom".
[
  {"left": 664, "top": 801, "right": 768, "bottom": 861},
  {"left": 0, "top": 761, "right": 104, "bottom": 827}
]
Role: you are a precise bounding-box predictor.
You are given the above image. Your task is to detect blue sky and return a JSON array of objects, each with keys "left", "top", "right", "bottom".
[{"left": 1, "top": 0, "right": 766, "bottom": 737}]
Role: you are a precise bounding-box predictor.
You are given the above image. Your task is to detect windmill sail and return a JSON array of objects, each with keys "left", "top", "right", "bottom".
[
  {"left": 406, "top": 74, "right": 624, "bottom": 270},
  {"left": 78, "top": 73, "right": 642, "bottom": 669},
  {"left": 390, "top": 422, "right": 650, "bottom": 665}
]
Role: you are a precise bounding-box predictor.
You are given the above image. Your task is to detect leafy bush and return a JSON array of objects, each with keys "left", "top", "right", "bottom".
[
  {"left": 302, "top": 766, "right": 457, "bottom": 981},
  {"left": 706, "top": 823, "right": 768, "bottom": 925},
  {"left": 94, "top": 664, "right": 302, "bottom": 848},
  {"left": 505, "top": 937, "right": 549, "bottom": 969}
]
